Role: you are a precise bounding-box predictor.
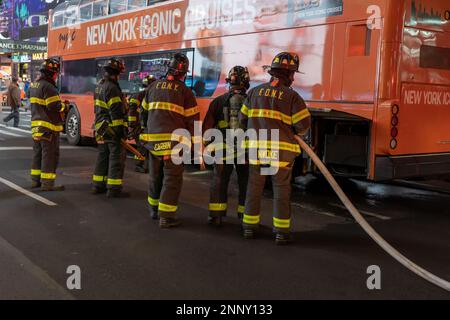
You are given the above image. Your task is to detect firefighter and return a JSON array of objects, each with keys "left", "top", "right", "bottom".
[
  {"left": 239, "top": 52, "right": 311, "bottom": 245},
  {"left": 140, "top": 53, "right": 200, "bottom": 228},
  {"left": 128, "top": 75, "right": 156, "bottom": 173},
  {"left": 29, "top": 58, "right": 67, "bottom": 191},
  {"left": 92, "top": 58, "right": 128, "bottom": 198},
  {"left": 203, "top": 66, "right": 250, "bottom": 226}
]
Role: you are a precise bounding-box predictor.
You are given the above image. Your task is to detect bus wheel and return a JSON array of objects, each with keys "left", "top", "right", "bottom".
[{"left": 66, "top": 107, "right": 81, "bottom": 146}]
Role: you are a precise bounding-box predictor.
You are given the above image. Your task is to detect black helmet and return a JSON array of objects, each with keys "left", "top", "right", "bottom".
[
  {"left": 167, "top": 53, "right": 189, "bottom": 76},
  {"left": 268, "top": 52, "right": 300, "bottom": 73},
  {"left": 104, "top": 58, "right": 125, "bottom": 75},
  {"left": 40, "top": 58, "right": 61, "bottom": 74},
  {"left": 226, "top": 66, "right": 250, "bottom": 89},
  {"left": 142, "top": 74, "right": 156, "bottom": 87}
]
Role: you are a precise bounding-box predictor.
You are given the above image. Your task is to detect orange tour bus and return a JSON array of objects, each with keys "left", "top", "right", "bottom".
[{"left": 47, "top": 0, "right": 450, "bottom": 181}]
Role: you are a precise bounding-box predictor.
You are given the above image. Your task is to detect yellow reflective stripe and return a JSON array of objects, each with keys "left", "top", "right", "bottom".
[
  {"left": 148, "top": 196, "right": 159, "bottom": 206},
  {"left": 93, "top": 175, "right": 106, "bottom": 182},
  {"left": 292, "top": 109, "right": 311, "bottom": 124},
  {"left": 209, "top": 203, "right": 227, "bottom": 211},
  {"left": 110, "top": 119, "right": 124, "bottom": 127},
  {"left": 241, "top": 104, "right": 248, "bottom": 116},
  {"left": 30, "top": 97, "right": 46, "bottom": 106},
  {"left": 218, "top": 120, "right": 228, "bottom": 129},
  {"left": 108, "top": 97, "right": 122, "bottom": 107},
  {"left": 107, "top": 179, "right": 122, "bottom": 185},
  {"left": 128, "top": 116, "right": 137, "bottom": 122},
  {"left": 142, "top": 100, "right": 149, "bottom": 110},
  {"left": 273, "top": 217, "right": 291, "bottom": 229},
  {"left": 185, "top": 106, "right": 200, "bottom": 117},
  {"left": 243, "top": 214, "right": 260, "bottom": 225},
  {"left": 140, "top": 133, "right": 172, "bottom": 142},
  {"left": 158, "top": 202, "right": 177, "bottom": 212},
  {"left": 45, "top": 95, "right": 61, "bottom": 105},
  {"left": 31, "top": 121, "right": 63, "bottom": 132},
  {"left": 150, "top": 150, "right": 173, "bottom": 156},
  {"left": 147, "top": 102, "right": 184, "bottom": 116},
  {"left": 244, "top": 140, "right": 301, "bottom": 153},
  {"left": 140, "top": 133, "right": 189, "bottom": 143},
  {"left": 41, "top": 172, "right": 56, "bottom": 180},
  {"left": 238, "top": 205, "right": 245, "bottom": 214},
  {"left": 249, "top": 160, "right": 291, "bottom": 167},
  {"left": 95, "top": 99, "right": 108, "bottom": 109},
  {"left": 31, "top": 169, "right": 41, "bottom": 176},
  {"left": 130, "top": 98, "right": 141, "bottom": 106},
  {"left": 248, "top": 109, "right": 292, "bottom": 125}
]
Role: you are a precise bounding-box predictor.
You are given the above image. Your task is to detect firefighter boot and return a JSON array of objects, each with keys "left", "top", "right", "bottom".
[
  {"left": 41, "top": 184, "right": 65, "bottom": 192},
  {"left": 275, "top": 233, "right": 292, "bottom": 246},
  {"left": 149, "top": 206, "right": 159, "bottom": 220},
  {"left": 159, "top": 217, "right": 181, "bottom": 229},
  {"left": 31, "top": 181, "right": 41, "bottom": 189},
  {"left": 208, "top": 216, "right": 222, "bottom": 227},
  {"left": 243, "top": 228, "right": 255, "bottom": 240},
  {"left": 91, "top": 186, "right": 107, "bottom": 194}
]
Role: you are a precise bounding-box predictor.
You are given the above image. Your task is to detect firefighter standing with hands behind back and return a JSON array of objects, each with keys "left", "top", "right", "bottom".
[
  {"left": 203, "top": 66, "right": 250, "bottom": 226},
  {"left": 29, "top": 58, "right": 67, "bottom": 191},
  {"left": 92, "top": 58, "right": 129, "bottom": 198},
  {"left": 140, "top": 53, "right": 200, "bottom": 228},
  {"left": 239, "top": 52, "right": 311, "bottom": 245},
  {"left": 128, "top": 75, "right": 156, "bottom": 173}
]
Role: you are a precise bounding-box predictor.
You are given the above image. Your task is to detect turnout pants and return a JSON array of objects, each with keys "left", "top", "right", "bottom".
[
  {"left": 209, "top": 163, "right": 249, "bottom": 218},
  {"left": 3, "top": 107, "right": 20, "bottom": 127},
  {"left": 243, "top": 165, "right": 293, "bottom": 234},
  {"left": 93, "top": 141, "right": 126, "bottom": 191},
  {"left": 31, "top": 132, "right": 60, "bottom": 186},
  {"left": 147, "top": 154, "right": 184, "bottom": 219}
]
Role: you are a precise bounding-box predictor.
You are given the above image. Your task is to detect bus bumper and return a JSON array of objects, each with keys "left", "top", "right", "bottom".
[{"left": 374, "top": 154, "right": 450, "bottom": 181}]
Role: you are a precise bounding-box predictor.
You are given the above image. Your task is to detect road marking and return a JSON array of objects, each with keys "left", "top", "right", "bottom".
[
  {"left": 0, "top": 177, "right": 57, "bottom": 206},
  {"left": 0, "top": 235, "right": 75, "bottom": 300},
  {"left": 291, "top": 202, "right": 343, "bottom": 219},
  {"left": 330, "top": 203, "right": 391, "bottom": 220},
  {"left": 0, "top": 129, "right": 23, "bottom": 137},
  {"left": 0, "top": 124, "right": 31, "bottom": 134}
]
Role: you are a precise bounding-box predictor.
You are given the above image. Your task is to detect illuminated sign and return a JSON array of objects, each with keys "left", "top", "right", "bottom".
[
  {"left": 0, "top": 39, "right": 47, "bottom": 52},
  {"left": 32, "top": 52, "right": 48, "bottom": 61}
]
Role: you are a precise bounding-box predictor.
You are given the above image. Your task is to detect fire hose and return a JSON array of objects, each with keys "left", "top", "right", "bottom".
[{"left": 294, "top": 135, "right": 450, "bottom": 292}]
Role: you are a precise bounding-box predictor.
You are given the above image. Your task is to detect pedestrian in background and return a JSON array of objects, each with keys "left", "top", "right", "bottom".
[{"left": 3, "top": 76, "right": 21, "bottom": 127}]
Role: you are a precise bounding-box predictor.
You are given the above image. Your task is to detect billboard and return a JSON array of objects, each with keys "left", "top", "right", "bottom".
[
  {"left": 12, "top": 0, "right": 64, "bottom": 41},
  {"left": 0, "top": 0, "right": 13, "bottom": 39}
]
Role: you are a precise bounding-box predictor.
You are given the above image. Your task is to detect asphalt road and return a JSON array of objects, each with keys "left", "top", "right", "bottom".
[{"left": 0, "top": 117, "right": 449, "bottom": 299}]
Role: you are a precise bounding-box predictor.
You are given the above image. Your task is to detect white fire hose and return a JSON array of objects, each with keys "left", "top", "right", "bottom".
[{"left": 294, "top": 135, "right": 450, "bottom": 292}]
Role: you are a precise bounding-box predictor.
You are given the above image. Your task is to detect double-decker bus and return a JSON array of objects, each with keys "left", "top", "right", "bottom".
[{"left": 48, "top": 0, "right": 450, "bottom": 181}]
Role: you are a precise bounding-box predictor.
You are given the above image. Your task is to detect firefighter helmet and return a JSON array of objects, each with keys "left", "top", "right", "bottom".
[
  {"left": 226, "top": 66, "right": 250, "bottom": 89},
  {"left": 268, "top": 52, "right": 300, "bottom": 73},
  {"left": 142, "top": 74, "right": 156, "bottom": 87},
  {"left": 167, "top": 53, "right": 189, "bottom": 75},
  {"left": 40, "top": 58, "right": 61, "bottom": 74},
  {"left": 104, "top": 58, "right": 125, "bottom": 74}
]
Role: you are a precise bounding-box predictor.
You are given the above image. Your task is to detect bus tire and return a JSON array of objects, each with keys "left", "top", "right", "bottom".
[{"left": 65, "top": 107, "right": 82, "bottom": 146}]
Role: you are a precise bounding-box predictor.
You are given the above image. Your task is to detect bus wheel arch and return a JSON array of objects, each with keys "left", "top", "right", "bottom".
[{"left": 65, "top": 105, "right": 82, "bottom": 146}]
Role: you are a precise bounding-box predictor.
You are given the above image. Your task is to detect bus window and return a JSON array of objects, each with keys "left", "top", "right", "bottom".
[
  {"left": 127, "top": 0, "right": 146, "bottom": 11},
  {"left": 61, "top": 59, "right": 97, "bottom": 95},
  {"left": 80, "top": 3, "right": 93, "bottom": 22},
  {"left": 93, "top": 0, "right": 109, "bottom": 18},
  {"left": 52, "top": 13, "right": 64, "bottom": 28},
  {"left": 110, "top": 0, "right": 127, "bottom": 15},
  {"left": 64, "top": 5, "right": 79, "bottom": 26},
  {"left": 420, "top": 45, "right": 450, "bottom": 70}
]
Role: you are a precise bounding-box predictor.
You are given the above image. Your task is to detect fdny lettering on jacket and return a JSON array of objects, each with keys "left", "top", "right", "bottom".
[
  {"left": 257, "top": 88, "right": 284, "bottom": 100},
  {"left": 155, "top": 81, "right": 180, "bottom": 91}
]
